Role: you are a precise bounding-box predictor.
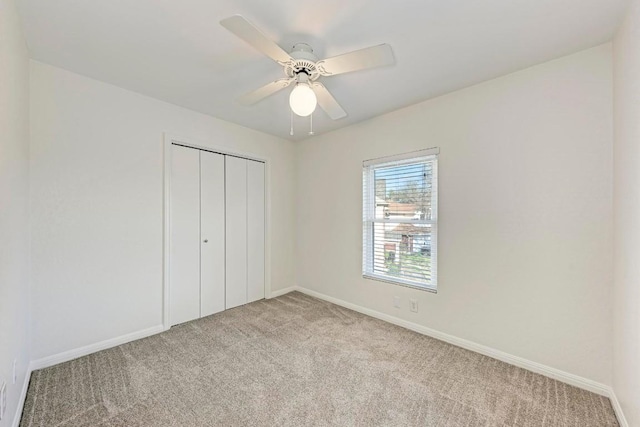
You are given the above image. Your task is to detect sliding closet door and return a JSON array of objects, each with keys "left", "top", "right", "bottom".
[
  {"left": 225, "top": 156, "right": 248, "bottom": 309},
  {"left": 170, "top": 145, "right": 201, "bottom": 326},
  {"left": 200, "top": 151, "right": 226, "bottom": 317},
  {"left": 247, "top": 160, "right": 265, "bottom": 303}
]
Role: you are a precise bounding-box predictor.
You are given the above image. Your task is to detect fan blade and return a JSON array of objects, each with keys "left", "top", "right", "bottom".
[
  {"left": 311, "top": 82, "right": 347, "bottom": 120},
  {"left": 316, "top": 44, "right": 394, "bottom": 76},
  {"left": 238, "top": 78, "right": 295, "bottom": 105},
  {"left": 220, "top": 15, "right": 293, "bottom": 66}
]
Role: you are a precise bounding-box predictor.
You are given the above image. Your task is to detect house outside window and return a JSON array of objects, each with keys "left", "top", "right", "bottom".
[{"left": 362, "top": 148, "right": 438, "bottom": 292}]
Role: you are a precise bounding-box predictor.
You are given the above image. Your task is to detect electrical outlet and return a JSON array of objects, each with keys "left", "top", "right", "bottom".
[
  {"left": 13, "top": 359, "right": 17, "bottom": 384},
  {"left": 0, "top": 381, "right": 6, "bottom": 421},
  {"left": 410, "top": 299, "right": 418, "bottom": 313},
  {"left": 393, "top": 296, "right": 401, "bottom": 308}
]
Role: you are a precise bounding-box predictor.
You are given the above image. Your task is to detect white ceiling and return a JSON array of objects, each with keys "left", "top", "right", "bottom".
[{"left": 17, "top": 0, "right": 628, "bottom": 141}]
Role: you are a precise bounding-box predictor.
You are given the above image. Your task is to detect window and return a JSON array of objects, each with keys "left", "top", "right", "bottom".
[{"left": 362, "top": 148, "right": 438, "bottom": 291}]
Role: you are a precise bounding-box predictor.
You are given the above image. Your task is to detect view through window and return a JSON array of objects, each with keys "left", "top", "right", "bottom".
[{"left": 362, "top": 149, "right": 438, "bottom": 291}]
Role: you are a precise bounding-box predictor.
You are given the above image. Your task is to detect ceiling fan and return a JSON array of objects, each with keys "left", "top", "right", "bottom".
[{"left": 220, "top": 15, "right": 395, "bottom": 121}]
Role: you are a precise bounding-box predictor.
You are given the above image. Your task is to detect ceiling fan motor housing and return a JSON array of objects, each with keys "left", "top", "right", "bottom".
[{"left": 285, "top": 43, "right": 320, "bottom": 80}]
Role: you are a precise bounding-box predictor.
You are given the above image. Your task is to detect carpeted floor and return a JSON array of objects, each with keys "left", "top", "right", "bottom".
[{"left": 20, "top": 291, "right": 618, "bottom": 426}]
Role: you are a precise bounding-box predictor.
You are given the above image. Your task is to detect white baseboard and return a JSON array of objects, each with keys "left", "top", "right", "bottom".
[
  {"left": 295, "top": 286, "right": 612, "bottom": 396},
  {"left": 12, "top": 364, "right": 33, "bottom": 427},
  {"left": 608, "top": 390, "right": 629, "bottom": 427},
  {"left": 30, "top": 324, "right": 164, "bottom": 371},
  {"left": 269, "top": 286, "right": 297, "bottom": 298}
]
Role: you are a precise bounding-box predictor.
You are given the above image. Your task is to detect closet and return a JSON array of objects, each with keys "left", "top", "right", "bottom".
[{"left": 169, "top": 144, "right": 265, "bottom": 326}]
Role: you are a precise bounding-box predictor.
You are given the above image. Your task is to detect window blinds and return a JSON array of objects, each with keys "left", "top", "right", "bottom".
[{"left": 362, "top": 148, "right": 438, "bottom": 291}]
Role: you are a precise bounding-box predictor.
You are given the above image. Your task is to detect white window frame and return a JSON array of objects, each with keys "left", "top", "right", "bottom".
[{"left": 362, "top": 147, "right": 439, "bottom": 293}]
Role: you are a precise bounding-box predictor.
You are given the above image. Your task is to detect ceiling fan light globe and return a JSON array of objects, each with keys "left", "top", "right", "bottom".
[{"left": 289, "top": 83, "right": 317, "bottom": 117}]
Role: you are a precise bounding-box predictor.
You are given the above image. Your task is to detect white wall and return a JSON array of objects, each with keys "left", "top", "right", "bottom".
[
  {"left": 613, "top": 0, "right": 640, "bottom": 423},
  {"left": 296, "top": 45, "right": 613, "bottom": 385},
  {"left": 29, "top": 61, "right": 295, "bottom": 360},
  {"left": 0, "top": 0, "right": 30, "bottom": 425}
]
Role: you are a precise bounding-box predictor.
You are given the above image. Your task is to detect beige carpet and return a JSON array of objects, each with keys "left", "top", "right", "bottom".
[{"left": 20, "top": 291, "right": 618, "bottom": 426}]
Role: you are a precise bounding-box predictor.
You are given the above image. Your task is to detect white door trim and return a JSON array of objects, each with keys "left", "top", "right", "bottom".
[{"left": 163, "top": 133, "right": 271, "bottom": 330}]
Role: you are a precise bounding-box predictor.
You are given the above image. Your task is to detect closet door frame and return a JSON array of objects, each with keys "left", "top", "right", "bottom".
[{"left": 162, "top": 133, "right": 271, "bottom": 330}]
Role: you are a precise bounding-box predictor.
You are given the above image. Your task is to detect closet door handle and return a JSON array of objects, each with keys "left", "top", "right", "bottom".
[{"left": 203, "top": 239, "right": 208, "bottom": 243}]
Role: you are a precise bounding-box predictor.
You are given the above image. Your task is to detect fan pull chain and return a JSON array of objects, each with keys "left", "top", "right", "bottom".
[
  {"left": 308, "top": 112, "right": 314, "bottom": 136},
  {"left": 290, "top": 110, "right": 294, "bottom": 136}
]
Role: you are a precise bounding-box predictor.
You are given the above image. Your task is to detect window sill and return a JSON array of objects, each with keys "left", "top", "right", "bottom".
[{"left": 363, "top": 273, "right": 437, "bottom": 294}]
